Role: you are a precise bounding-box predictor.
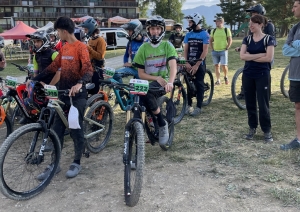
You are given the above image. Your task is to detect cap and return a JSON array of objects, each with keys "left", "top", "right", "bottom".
[{"left": 214, "top": 17, "right": 224, "bottom": 22}]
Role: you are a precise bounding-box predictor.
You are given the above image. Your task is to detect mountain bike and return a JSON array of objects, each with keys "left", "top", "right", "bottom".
[
  {"left": 0, "top": 96, "right": 12, "bottom": 142},
  {"left": 231, "top": 67, "right": 246, "bottom": 110},
  {"left": 0, "top": 85, "right": 113, "bottom": 200},
  {"left": 280, "top": 63, "right": 289, "bottom": 98}
]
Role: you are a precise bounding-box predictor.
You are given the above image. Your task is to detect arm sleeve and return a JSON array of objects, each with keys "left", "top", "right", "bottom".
[
  {"left": 132, "top": 44, "right": 145, "bottom": 69},
  {"left": 166, "top": 42, "right": 178, "bottom": 61},
  {"left": 33, "top": 51, "right": 61, "bottom": 82},
  {"left": 202, "top": 31, "right": 210, "bottom": 45},
  {"left": 123, "top": 42, "right": 130, "bottom": 63},
  {"left": 51, "top": 51, "right": 59, "bottom": 61},
  {"left": 282, "top": 43, "right": 300, "bottom": 57},
  {"left": 33, "top": 55, "right": 38, "bottom": 71},
  {"left": 227, "top": 28, "right": 232, "bottom": 37},
  {"left": 183, "top": 33, "right": 189, "bottom": 44},
  {"left": 87, "top": 37, "right": 106, "bottom": 60},
  {"left": 291, "top": 40, "right": 300, "bottom": 51},
  {"left": 79, "top": 45, "right": 93, "bottom": 83}
]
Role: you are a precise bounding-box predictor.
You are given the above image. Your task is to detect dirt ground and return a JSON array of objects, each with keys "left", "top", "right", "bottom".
[{"left": 0, "top": 138, "right": 299, "bottom": 212}]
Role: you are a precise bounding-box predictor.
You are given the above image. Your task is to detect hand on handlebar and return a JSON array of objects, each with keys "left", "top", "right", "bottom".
[
  {"left": 156, "top": 76, "right": 167, "bottom": 87},
  {"left": 69, "top": 83, "right": 83, "bottom": 96},
  {"left": 164, "top": 83, "right": 173, "bottom": 93},
  {"left": 190, "top": 64, "right": 199, "bottom": 75}
]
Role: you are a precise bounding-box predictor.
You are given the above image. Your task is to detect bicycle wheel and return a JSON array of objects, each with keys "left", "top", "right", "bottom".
[
  {"left": 0, "top": 116, "right": 13, "bottom": 143},
  {"left": 280, "top": 64, "right": 289, "bottom": 98},
  {"left": 202, "top": 69, "right": 214, "bottom": 106},
  {"left": 84, "top": 100, "right": 114, "bottom": 153},
  {"left": 0, "top": 123, "right": 61, "bottom": 200},
  {"left": 11, "top": 105, "right": 23, "bottom": 127},
  {"left": 231, "top": 67, "right": 246, "bottom": 110},
  {"left": 85, "top": 93, "right": 104, "bottom": 108},
  {"left": 124, "top": 121, "right": 145, "bottom": 207},
  {"left": 169, "top": 80, "right": 187, "bottom": 124}
]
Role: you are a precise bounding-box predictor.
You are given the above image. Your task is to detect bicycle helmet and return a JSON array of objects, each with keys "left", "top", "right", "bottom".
[
  {"left": 48, "top": 28, "right": 59, "bottom": 48},
  {"left": 79, "top": 18, "right": 98, "bottom": 38},
  {"left": 23, "top": 81, "right": 47, "bottom": 112},
  {"left": 26, "top": 30, "right": 51, "bottom": 52},
  {"left": 146, "top": 15, "right": 166, "bottom": 44},
  {"left": 184, "top": 13, "right": 202, "bottom": 31},
  {"left": 246, "top": 4, "right": 266, "bottom": 15},
  {"left": 0, "top": 36, "right": 4, "bottom": 48},
  {"left": 120, "top": 19, "right": 143, "bottom": 41},
  {"left": 173, "top": 23, "right": 183, "bottom": 31}
]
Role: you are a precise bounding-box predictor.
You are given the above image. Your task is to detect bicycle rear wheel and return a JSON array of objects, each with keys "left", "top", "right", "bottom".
[
  {"left": 202, "top": 69, "right": 214, "bottom": 106},
  {"left": 85, "top": 93, "right": 104, "bottom": 108},
  {"left": 84, "top": 100, "right": 114, "bottom": 153},
  {"left": 0, "top": 116, "right": 12, "bottom": 143},
  {"left": 280, "top": 64, "right": 289, "bottom": 98},
  {"left": 169, "top": 80, "right": 187, "bottom": 124},
  {"left": 231, "top": 68, "right": 246, "bottom": 110},
  {"left": 124, "top": 121, "right": 145, "bottom": 207},
  {"left": 0, "top": 123, "right": 61, "bottom": 200}
]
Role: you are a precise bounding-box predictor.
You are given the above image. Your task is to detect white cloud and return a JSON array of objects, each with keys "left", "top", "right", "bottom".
[{"left": 182, "top": 0, "right": 220, "bottom": 9}]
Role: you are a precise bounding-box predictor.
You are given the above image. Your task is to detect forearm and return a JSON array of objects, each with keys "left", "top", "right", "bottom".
[
  {"left": 138, "top": 69, "right": 160, "bottom": 81},
  {"left": 282, "top": 43, "right": 300, "bottom": 57},
  {"left": 168, "top": 59, "right": 177, "bottom": 83},
  {"left": 292, "top": 40, "right": 300, "bottom": 50},
  {"left": 49, "top": 71, "right": 61, "bottom": 85},
  {"left": 253, "top": 57, "right": 273, "bottom": 63},
  {"left": 227, "top": 37, "right": 232, "bottom": 48},
  {"left": 240, "top": 53, "right": 265, "bottom": 61}
]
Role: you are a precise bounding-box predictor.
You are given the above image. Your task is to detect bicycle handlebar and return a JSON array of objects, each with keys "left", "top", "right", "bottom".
[
  {"left": 176, "top": 58, "right": 203, "bottom": 65},
  {"left": 11, "top": 63, "right": 30, "bottom": 72}
]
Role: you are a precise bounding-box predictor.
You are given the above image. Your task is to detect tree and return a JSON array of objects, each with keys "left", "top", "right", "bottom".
[
  {"left": 138, "top": 0, "right": 151, "bottom": 18},
  {"left": 151, "top": 0, "right": 185, "bottom": 23},
  {"left": 201, "top": 16, "right": 209, "bottom": 29}
]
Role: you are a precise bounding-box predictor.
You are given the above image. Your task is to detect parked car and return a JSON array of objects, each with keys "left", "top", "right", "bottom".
[{"left": 98, "top": 29, "right": 128, "bottom": 49}]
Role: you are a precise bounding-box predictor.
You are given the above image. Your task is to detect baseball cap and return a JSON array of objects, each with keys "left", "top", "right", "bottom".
[{"left": 214, "top": 17, "right": 224, "bottom": 22}]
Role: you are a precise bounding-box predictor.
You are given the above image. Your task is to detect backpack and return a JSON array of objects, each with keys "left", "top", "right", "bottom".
[
  {"left": 246, "top": 34, "right": 270, "bottom": 51},
  {"left": 212, "top": 28, "right": 228, "bottom": 40}
]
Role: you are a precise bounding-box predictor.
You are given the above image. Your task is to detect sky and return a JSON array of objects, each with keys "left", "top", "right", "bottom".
[{"left": 182, "top": 0, "right": 219, "bottom": 9}]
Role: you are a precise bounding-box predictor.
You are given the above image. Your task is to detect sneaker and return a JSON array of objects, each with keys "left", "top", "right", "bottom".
[
  {"left": 215, "top": 81, "right": 221, "bottom": 86},
  {"left": 224, "top": 77, "right": 229, "bottom": 85},
  {"left": 264, "top": 132, "right": 273, "bottom": 143},
  {"left": 159, "top": 121, "right": 169, "bottom": 145},
  {"left": 190, "top": 107, "right": 201, "bottom": 116},
  {"left": 280, "top": 138, "right": 300, "bottom": 151},
  {"left": 185, "top": 106, "right": 191, "bottom": 115},
  {"left": 66, "top": 163, "right": 82, "bottom": 178},
  {"left": 244, "top": 128, "right": 256, "bottom": 140},
  {"left": 37, "top": 164, "right": 61, "bottom": 181}
]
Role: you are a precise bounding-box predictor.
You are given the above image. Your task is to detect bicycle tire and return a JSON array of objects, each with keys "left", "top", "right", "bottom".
[
  {"left": 84, "top": 100, "right": 114, "bottom": 153},
  {"left": 0, "top": 116, "right": 13, "bottom": 142},
  {"left": 280, "top": 64, "right": 290, "bottom": 98},
  {"left": 231, "top": 67, "right": 246, "bottom": 110},
  {"left": 124, "top": 121, "right": 145, "bottom": 207},
  {"left": 85, "top": 93, "right": 104, "bottom": 108},
  {"left": 11, "top": 105, "right": 22, "bottom": 127},
  {"left": 0, "top": 123, "right": 61, "bottom": 200},
  {"left": 202, "top": 69, "right": 214, "bottom": 106},
  {"left": 169, "top": 81, "right": 187, "bottom": 124}
]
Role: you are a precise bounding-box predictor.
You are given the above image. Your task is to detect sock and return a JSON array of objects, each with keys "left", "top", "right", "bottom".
[
  {"left": 156, "top": 112, "right": 166, "bottom": 127},
  {"left": 73, "top": 160, "right": 80, "bottom": 165}
]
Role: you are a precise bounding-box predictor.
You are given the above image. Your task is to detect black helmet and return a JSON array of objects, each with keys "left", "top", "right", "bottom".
[
  {"left": 173, "top": 23, "right": 183, "bottom": 31},
  {"left": 0, "top": 36, "right": 4, "bottom": 48},
  {"left": 146, "top": 15, "right": 166, "bottom": 44},
  {"left": 79, "top": 18, "right": 98, "bottom": 38},
  {"left": 24, "top": 81, "right": 47, "bottom": 112},
  {"left": 26, "top": 29, "right": 51, "bottom": 52},
  {"left": 246, "top": 4, "right": 266, "bottom": 15},
  {"left": 120, "top": 19, "right": 143, "bottom": 41}
]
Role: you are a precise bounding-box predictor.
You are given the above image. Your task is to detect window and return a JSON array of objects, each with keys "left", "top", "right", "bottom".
[
  {"left": 95, "top": 8, "right": 102, "bottom": 13},
  {"left": 119, "top": 9, "right": 126, "bottom": 13},
  {"left": 128, "top": 9, "right": 135, "bottom": 14},
  {"left": 5, "top": 8, "right": 11, "bottom": 12},
  {"left": 45, "top": 8, "right": 56, "bottom": 12},
  {"left": 34, "top": 7, "right": 42, "bottom": 12},
  {"left": 75, "top": 8, "right": 88, "bottom": 13},
  {"left": 117, "top": 32, "right": 127, "bottom": 38}
]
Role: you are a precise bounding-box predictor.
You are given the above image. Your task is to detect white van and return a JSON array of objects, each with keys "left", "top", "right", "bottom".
[{"left": 99, "top": 29, "right": 128, "bottom": 49}]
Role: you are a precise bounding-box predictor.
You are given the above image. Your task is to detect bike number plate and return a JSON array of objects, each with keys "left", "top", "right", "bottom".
[
  {"left": 45, "top": 84, "right": 58, "bottom": 99},
  {"left": 178, "top": 57, "right": 186, "bottom": 64},
  {"left": 103, "top": 67, "right": 115, "bottom": 78},
  {"left": 129, "top": 79, "right": 149, "bottom": 95},
  {"left": 5, "top": 76, "right": 18, "bottom": 89}
]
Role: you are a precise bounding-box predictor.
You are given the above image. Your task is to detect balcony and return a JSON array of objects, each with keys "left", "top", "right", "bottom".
[
  {"left": 15, "top": 12, "right": 138, "bottom": 19},
  {"left": 1, "top": 0, "right": 139, "bottom": 7},
  {"left": 0, "top": 12, "right": 14, "bottom": 18}
]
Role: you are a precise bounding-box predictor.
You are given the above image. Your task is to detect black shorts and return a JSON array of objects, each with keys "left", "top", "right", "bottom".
[{"left": 289, "top": 80, "right": 300, "bottom": 103}]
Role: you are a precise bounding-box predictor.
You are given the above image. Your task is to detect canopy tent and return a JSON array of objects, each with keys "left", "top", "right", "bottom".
[
  {"left": 37, "top": 21, "right": 53, "bottom": 32},
  {"left": 0, "top": 21, "right": 36, "bottom": 39},
  {"left": 108, "top": 16, "right": 130, "bottom": 27},
  {"left": 71, "top": 15, "right": 93, "bottom": 23}
]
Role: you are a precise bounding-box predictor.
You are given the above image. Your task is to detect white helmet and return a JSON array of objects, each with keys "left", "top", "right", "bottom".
[{"left": 184, "top": 12, "right": 202, "bottom": 30}]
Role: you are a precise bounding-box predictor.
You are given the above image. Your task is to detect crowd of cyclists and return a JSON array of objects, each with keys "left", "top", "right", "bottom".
[{"left": 0, "top": 1, "right": 299, "bottom": 184}]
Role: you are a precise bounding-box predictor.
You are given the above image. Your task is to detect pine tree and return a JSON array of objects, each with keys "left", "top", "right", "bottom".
[{"left": 151, "top": 0, "right": 186, "bottom": 23}]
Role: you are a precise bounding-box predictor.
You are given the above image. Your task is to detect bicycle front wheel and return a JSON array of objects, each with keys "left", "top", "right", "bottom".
[
  {"left": 84, "top": 100, "right": 114, "bottom": 153},
  {"left": 280, "top": 64, "right": 289, "bottom": 98},
  {"left": 202, "top": 69, "right": 214, "bottom": 106},
  {"left": 231, "top": 68, "right": 246, "bottom": 110},
  {"left": 124, "top": 121, "right": 145, "bottom": 207},
  {"left": 169, "top": 81, "right": 187, "bottom": 124},
  {"left": 0, "top": 123, "right": 61, "bottom": 200}
]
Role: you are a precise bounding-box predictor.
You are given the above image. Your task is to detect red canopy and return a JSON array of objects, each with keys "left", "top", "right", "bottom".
[{"left": 0, "top": 21, "right": 36, "bottom": 39}]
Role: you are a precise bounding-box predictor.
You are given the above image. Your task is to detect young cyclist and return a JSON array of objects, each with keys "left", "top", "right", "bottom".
[
  {"left": 133, "top": 15, "right": 177, "bottom": 145},
  {"left": 183, "top": 13, "right": 210, "bottom": 116},
  {"left": 169, "top": 23, "right": 185, "bottom": 48},
  {"left": 80, "top": 18, "right": 106, "bottom": 94},
  {"left": 113, "top": 19, "right": 144, "bottom": 83},
  {"left": 28, "top": 16, "right": 93, "bottom": 179}
]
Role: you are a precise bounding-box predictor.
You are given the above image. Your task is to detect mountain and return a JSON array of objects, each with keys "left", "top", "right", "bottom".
[{"left": 147, "top": 5, "right": 222, "bottom": 29}]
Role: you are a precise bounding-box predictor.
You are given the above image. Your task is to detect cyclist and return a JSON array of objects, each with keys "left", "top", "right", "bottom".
[
  {"left": 235, "top": 4, "right": 276, "bottom": 100},
  {"left": 80, "top": 18, "right": 106, "bottom": 94},
  {"left": 183, "top": 12, "right": 210, "bottom": 116},
  {"left": 169, "top": 23, "right": 185, "bottom": 48},
  {"left": 133, "top": 15, "right": 177, "bottom": 145},
  {"left": 113, "top": 19, "right": 144, "bottom": 84},
  {"left": 49, "top": 29, "right": 64, "bottom": 52},
  {"left": 0, "top": 37, "right": 6, "bottom": 71},
  {"left": 28, "top": 16, "right": 93, "bottom": 179}
]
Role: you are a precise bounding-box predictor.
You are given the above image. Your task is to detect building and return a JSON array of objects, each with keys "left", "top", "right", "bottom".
[{"left": 0, "top": 0, "right": 139, "bottom": 30}]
